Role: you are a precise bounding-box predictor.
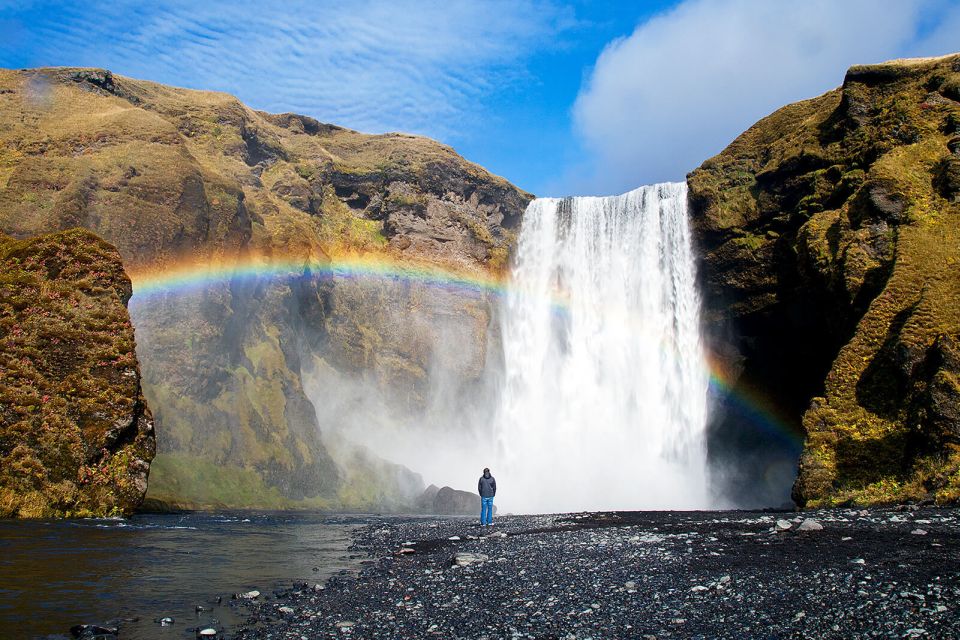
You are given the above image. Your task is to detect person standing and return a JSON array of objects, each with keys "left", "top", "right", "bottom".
[{"left": 478, "top": 467, "right": 496, "bottom": 526}]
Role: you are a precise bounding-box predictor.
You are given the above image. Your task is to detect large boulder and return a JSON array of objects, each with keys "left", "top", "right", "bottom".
[{"left": 0, "top": 229, "right": 154, "bottom": 517}]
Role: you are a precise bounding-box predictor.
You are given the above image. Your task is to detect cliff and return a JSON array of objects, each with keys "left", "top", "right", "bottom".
[
  {"left": 0, "top": 228, "right": 154, "bottom": 517},
  {"left": 0, "top": 67, "right": 531, "bottom": 510},
  {"left": 688, "top": 54, "right": 960, "bottom": 506}
]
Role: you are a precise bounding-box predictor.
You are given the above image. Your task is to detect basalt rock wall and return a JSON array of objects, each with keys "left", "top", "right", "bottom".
[
  {"left": 0, "top": 67, "right": 531, "bottom": 510},
  {"left": 688, "top": 54, "right": 960, "bottom": 507}
]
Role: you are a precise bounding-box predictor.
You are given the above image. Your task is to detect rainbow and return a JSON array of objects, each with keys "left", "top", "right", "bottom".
[
  {"left": 129, "top": 252, "right": 510, "bottom": 300},
  {"left": 706, "top": 352, "right": 804, "bottom": 450},
  {"left": 128, "top": 251, "right": 803, "bottom": 450}
]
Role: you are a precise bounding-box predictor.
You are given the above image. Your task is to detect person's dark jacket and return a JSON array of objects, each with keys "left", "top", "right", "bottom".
[{"left": 478, "top": 473, "right": 496, "bottom": 498}]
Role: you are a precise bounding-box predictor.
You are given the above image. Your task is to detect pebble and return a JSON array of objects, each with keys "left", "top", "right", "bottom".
[
  {"left": 775, "top": 519, "right": 793, "bottom": 531},
  {"left": 911, "top": 529, "right": 928, "bottom": 535},
  {"left": 197, "top": 629, "right": 217, "bottom": 638},
  {"left": 278, "top": 606, "right": 294, "bottom": 615},
  {"left": 448, "top": 536, "right": 461, "bottom": 541},
  {"left": 233, "top": 590, "right": 260, "bottom": 600},
  {"left": 226, "top": 507, "right": 960, "bottom": 640}
]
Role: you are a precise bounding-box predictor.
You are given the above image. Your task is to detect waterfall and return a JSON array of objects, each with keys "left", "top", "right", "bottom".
[{"left": 495, "top": 182, "right": 710, "bottom": 512}]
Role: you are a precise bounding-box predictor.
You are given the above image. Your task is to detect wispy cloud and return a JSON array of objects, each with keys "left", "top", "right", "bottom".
[
  {"left": 569, "top": 0, "right": 960, "bottom": 195},
  {"left": 3, "top": 0, "right": 567, "bottom": 141}
]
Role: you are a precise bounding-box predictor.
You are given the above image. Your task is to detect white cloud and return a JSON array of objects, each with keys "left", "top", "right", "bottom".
[
  {"left": 570, "top": 0, "right": 960, "bottom": 195},
  {"left": 24, "top": 0, "right": 565, "bottom": 141}
]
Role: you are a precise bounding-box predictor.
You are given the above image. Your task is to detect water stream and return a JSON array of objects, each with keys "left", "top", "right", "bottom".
[{"left": 0, "top": 512, "right": 361, "bottom": 639}]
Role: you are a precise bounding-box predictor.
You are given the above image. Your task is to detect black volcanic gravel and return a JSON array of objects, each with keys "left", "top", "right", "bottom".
[{"left": 230, "top": 508, "right": 960, "bottom": 639}]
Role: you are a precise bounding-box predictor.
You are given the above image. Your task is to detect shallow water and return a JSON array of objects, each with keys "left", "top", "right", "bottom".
[{"left": 0, "top": 511, "right": 363, "bottom": 639}]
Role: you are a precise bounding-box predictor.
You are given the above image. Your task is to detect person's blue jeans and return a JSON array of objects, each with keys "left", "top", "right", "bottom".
[{"left": 480, "top": 496, "right": 494, "bottom": 525}]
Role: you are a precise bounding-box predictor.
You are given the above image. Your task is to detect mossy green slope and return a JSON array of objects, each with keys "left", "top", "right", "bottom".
[
  {"left": 0, "top": 229, "right": 154, "bottom": 517},
  {"left": 0, "top": 67, "right": 531, "bottom": 510},
  {"left": 689, "top": 54, "right": 960, "bottom": 507}
]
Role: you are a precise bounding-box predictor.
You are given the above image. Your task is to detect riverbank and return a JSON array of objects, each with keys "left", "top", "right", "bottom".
[{"left": 230, "top": 507, "right": 960, "bottom": 639}]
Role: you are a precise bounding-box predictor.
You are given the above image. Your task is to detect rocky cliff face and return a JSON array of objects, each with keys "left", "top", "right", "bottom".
[
  {"left": 688, "top": 54, "right": 960, "bottom": 507},
  {"left": 0, "top": 228, "right": 154, "bottom": 517},
  {"left": 0, "top": 67, "right": 530, "bottom": 510}
]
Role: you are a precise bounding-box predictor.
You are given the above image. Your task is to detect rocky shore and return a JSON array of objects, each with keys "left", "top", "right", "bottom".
[{"left": 228, "top": 507, "right": 960, "bottom": 639}]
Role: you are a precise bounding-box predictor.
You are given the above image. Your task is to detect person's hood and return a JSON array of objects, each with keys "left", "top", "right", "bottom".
[{"left": 483, "top": 471, "right": 491, "bottom": 478}]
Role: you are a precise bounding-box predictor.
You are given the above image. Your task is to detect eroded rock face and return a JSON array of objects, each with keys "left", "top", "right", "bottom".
[
  {"left": 688, "top": 53, "right": 960, "bottom": 507},
  {"left": 0, "top": 67, "right": 531, "bottom": 510},
  {"left": 0, "top": 229, "right": 154, "bottom": 517}
]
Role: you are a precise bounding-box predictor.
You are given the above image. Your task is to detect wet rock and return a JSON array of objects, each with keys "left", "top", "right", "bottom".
[
  {"left": 70, "top": 625, "right": 118, "bottom": 639},
  {"left": 232, "top": 590, "right": 260, "bottom": 600},
  {"left": 196, "top": 629, "right": 217, "bottom": 638},
  {"left": 911, "top": 529, "right": 929, "bottom": 535},
  {"left": 776, "top": 519, "right": 793, "bottom": 532},
  {"left": 154, "top": 617, "right": 174, "bottom": 626}
]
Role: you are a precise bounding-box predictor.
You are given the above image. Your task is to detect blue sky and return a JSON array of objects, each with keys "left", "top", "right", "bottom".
[{"left": 2, "top": 0, "right": 959, "bottom": 196}]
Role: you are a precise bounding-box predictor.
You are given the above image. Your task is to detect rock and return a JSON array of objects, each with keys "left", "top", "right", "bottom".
[
  {"left": 687, "top": 53, "right": 960, "bottom": 509},
  {"left": 278, "top": 606, "right": 294, "bottom": 615},
  {"left": 690, "top": 585, "right": 708, "bottom": 592},
  {"left": 486, "top": 531, "right": 508, "bottom": 538},
  {"left": 155, "top": 617, "right": 174, "bottom": 626},
  {"left": 70, "top": 625, "right": 119, "bottom": 638},
  {"left": 624, "top": 581, "right": 637, "bottom": 590},
  {"left": 0, "top": 230, "right": 155, "bottom": 519},
  {"left": 452, "top": 552, "right": 489, "bottom": 567},
  {"left": 432, "top": 487, "right": 486, "bottom": 516},
  {"left": 397, "top": 547, "right": 415, "bottom": 554},
  {"left": 336, "top": 621, "right": 355, "bottom": 629},
  {"left": 775, "top": 519, "right": 793, "bottom": 532},
  {"left": 197, "top": 630, "right": 217, "bottom": 638},
  {"left": 797, "top": 518, "right": 824, "bottom": 531},
  {"left": 448, "top": 536, "right": 461, "bottom": 541},
  {"left": 233, "top": 590, "right": 260, "bottom": 600},
  {"left": 911, "top": 528, "right": 928, "bottom": 535}
]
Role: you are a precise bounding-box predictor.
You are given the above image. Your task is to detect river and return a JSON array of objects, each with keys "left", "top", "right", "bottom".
[{"left": 0, "top": 512, "right": 365, "bottom": 639}]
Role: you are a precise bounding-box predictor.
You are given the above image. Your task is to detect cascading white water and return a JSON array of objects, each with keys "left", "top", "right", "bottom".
[{"left": 495, "top": 182, "right": 710, "bottom": 513}]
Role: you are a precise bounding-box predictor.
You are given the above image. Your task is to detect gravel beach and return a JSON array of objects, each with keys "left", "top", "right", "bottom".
[{"left": 227, "top": 507, "right": 960, "bottom": 639}]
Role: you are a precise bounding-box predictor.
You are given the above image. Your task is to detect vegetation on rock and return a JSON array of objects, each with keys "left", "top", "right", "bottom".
[
  {"left": 0, "top": 228, "right": 154, "bottom": 517},
  {"left": 689, "top": 54, "right": 960, "bottom": 507}
]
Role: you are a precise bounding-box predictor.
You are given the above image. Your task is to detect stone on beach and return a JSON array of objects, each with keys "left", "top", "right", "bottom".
[
  {"left": 798, "top": 519, "right": 824, "bottom": 531},
  {"left": 453, "top": 552, "right": 489, "bottom": 567}
]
